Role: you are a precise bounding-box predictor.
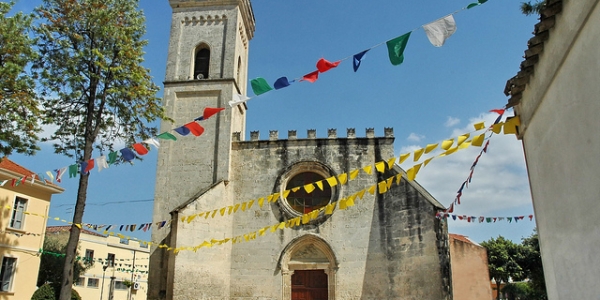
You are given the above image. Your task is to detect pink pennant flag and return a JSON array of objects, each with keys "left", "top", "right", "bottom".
[
  {"left": 316, "top": 58, "right": 340, "bottom": 73},
  {"left": 302, "top": 70, "right": 319, "bottom": 83},
  {"left": 184, "top": 122, "right": 205, "bottom": 137},
  {"left": 133, "top": 143, "right": 149, "bottom": 155}
]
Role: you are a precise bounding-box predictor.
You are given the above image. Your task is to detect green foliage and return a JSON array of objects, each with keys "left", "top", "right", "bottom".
[
  {"left": 122, "top": 279, "right": 134, "bottom": 288},
  {"left": 519, "top": 230, "right": 548, "bottom": 299},
  {"left": 482, "top": 236, "right": 524, "bottom": 300},
  {"left": 36, "top": 235, "right": 90, "bottom": 290},
  {"left": 521, "top": 1, "right": 546, "bottom": 16},
  {"left": 0, "top": 1, "right": 42, "bottom": 157},
  {"left": 31, "top": 284, "right": 81, "bottom": 300},
  {"left": 502, "top": 282, "right": 533, "bottom": 300}
]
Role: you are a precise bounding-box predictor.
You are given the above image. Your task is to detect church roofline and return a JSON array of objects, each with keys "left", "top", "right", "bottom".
[
  {"left": 170, "top": 180, "right": 228, "bottom": 214},
  {"left": 391, "top": 164, "right": 446, "bottom": 210}
]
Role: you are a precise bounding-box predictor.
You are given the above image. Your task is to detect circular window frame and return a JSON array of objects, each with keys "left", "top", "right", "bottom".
[{"left": 276, "top": 161, "right": 338, "bottom": 223}]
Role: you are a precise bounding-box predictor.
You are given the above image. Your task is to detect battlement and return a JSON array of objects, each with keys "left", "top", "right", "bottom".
[{"left": 232, "top": 128, "right": 394, "bottom": 142}]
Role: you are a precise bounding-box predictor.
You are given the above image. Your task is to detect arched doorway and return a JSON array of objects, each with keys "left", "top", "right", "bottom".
[{"left": 279, "top": 234, "right": 337, "bottom": 300}]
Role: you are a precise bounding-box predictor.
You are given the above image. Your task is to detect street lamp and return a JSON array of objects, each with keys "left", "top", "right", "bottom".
[{"left": 99, "top": 264, "right": 109, "bottom": 300}]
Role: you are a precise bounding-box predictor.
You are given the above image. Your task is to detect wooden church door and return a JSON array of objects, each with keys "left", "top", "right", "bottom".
[{"left": 291, "top": 270, "right": 328, "bottom": 300}]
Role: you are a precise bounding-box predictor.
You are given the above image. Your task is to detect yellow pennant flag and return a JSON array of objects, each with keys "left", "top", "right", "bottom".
[
  {"left": 407, "top": 164, "right": 422, "bottom": 181},
  {"left": 362, "top": 165, "right": 372, "bottom": 175},
  {"left": 444, "top": 147, "right": 458, "bottom": 156},
  {"left": 474, "top": 121, "right": 485, "bottom": 130},
  {"left": 471, "top": 134, "right": 485, "bottom": 147},
  {"left": 325, "top": 202, "right": 336, "bottom": 215},
  {"left": 326, "top": 176, "right": 338, "bottom": 187},
  {"left": 241, "top": 202, "right": 247, "bottom": 211},
  {"left": 346, "top": 196, "right": 355, "bottom": 208},
  {"left": 338, "top": 173, "right": 348, "bottom": 185},
  {"left": 219, "top": 207, "right": 226, "bottom": 216},
  {"left": 387, "top": 157, "right": 396, "bottom": 169},
  {"left": 503, "top": 116, "right": 520, "bottom": 135},
  {"left": 302, "top": 214, "right": 310, "bottom": 224},
  {"left": 423, "top": 157, "right": 434, "bottom": 167},
  {"left": 211, "top": 209, "right": 218, "bottom": 218},
  {"left": 457, "top": 133, "right": 470, "bottom": 145},
  {"left": 180, "top": 216, "right": 185, "bottom": 222},
  {"left": 283, "top": 190, "right": 290, "bottom": 198},
  {"left": 292, "top": 187, "right": 300, "bottom": 192},
  {"left": 294, "top": 217, "right": 301, "bottom": 226},
  {"left": 368, "top": 185, "right": 376, "bottom": 195},
  {"left": 378, "top": 181, "right": 388, "bottom": 194},
  {"left": 309, "top": 210, "right": 319, "bottom": 220},
  {"left": 204, "top": 211, "right": 210, "bottom": 219},
  {"left": 425, "top": 143, "right": 438, "bottom": 154},
  {"left": 267, "top": 194, "right": 274, "bottom": 202},
  {"left": 233, "top": 203, "right": 240, "bottom": 213},
  {"left": 258, "top": 197, "right": 265, "bottom": 207},
  {"left": 375, "top": 162, "right": 386, "bottom": 173},
  {"left": 441, "top": 139, "right": 454, "bottom": 150},
  {"left": 396, "top": 174, "right": 402, "bottom": 185},
  {"left": 349, "top": 169, "right": 360, "bottom": 180},
  {"left": 187, "top": 214, "right": 197, "bottom": 223},
  {"left": 459, "top": 141, "right": 471, "bottom": 149},
  {"left": 399, "top": 153, "right": 410, "bottom": 164},
  {"left": 247, "top": 200, "right": 255, "bottom": 209},
  {"left": 357, "top": 189, "right": 366, "bottom": 199},
  {"left": 228, "top": 206, "right": 234, "bottom": 215},
  {"left": 413, "top": 148, "right": 425, "bottom": 161},
  {"left": 339, "top": 199, "right": 347, "bottom": 210},
  {"left": 492, "top": 123, "right": 503, "bottom": 134},
  {"left": 278, "top": 222, "right": 285, "bottom": 230},
  {"left": 272, "top": 192, "right": 280, "bottom": 202},
  {"left": 315, "top": 181, "right": 324, "bottom": 191},
  {"left": 304, "top": 183, "right": 315, "bottom": 194},
  {"left": 250, "top": 232, "right": 256, "bottom": 240},
  {"left": 270, "top": 225, "right": 278, "bottom": 232},
  {"left": 259, "top": 227, "right": 267, "bottom": 236},
  {"left": 386, "top": 177, "right": 394, "bottom": 189},
  {"left": 244, "top": 234, "right": 249, "bottom": 242}
]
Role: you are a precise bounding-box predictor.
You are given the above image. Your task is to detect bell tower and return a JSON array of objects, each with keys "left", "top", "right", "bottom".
[{"left": 149, "top": 1, "right": 255, "bottom": 298}]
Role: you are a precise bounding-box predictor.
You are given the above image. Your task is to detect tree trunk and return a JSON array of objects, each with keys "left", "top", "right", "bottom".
[{"left": 496, "top": 281, "right": 502, "bottom": 300}]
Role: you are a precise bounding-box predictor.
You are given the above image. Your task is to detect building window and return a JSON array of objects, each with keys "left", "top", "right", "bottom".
[
  {"left": 74, "top": 277, "right": 85, "bottom": 286},
  {"left": 236, "top": 56, "right": 242, "bottom": 85},
  {"left": 0, "top": 257, "right": 17, "bottom": 292},
  {"left": 193, "top": 46, "right": 210, "bottom": 79},
  {"left": 115, "top": 281, "right": 128, "bottom": 290},
  {"left": 84, "top": 249, "right": 94, "bottom": 263},
  {"left": 9, "top": 197, "right": 27, "bottom": 230},
  {"left": 286, "top": 172, "right": 332, "bottom": 214},
  {"left": 119, "top": 238, "right": 129, "bottom": 245},
  {"left": 107, "top": 253, "right": 115, "bottom": 267},
  {"left": 87, "top": 278, "right": 99, "bottom": 288}
]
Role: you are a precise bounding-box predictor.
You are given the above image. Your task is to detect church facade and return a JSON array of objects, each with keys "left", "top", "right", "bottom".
[{"left": 149, "top": 1, "right": 452, "bottom": 299}]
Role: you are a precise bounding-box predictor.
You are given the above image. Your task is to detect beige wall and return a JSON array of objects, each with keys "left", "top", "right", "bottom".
[
  {"left": 0, "top": 170, "right": 62, "bottom": 300},
  {"left": 514, "top": 0, "right": 600, "bottom": 299},
  {"left": 449, "top": 235, "right": 493, "bottom": 300}
]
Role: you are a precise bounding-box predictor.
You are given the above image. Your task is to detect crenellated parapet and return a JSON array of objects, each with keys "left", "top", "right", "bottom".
[{"left": 231, "top": 128, "right": 394, "bottom": 142}]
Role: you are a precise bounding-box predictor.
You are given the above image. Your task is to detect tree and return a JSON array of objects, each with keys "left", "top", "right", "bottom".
[
  {"left": 0, "top": 1, "right": 42, "bottom": 157},
  {"left": 31, "top": 284, "right": 81, "bottom": 300},
  {"left": 36, "top": 234, "right": 89, "bottom": 289},
  {"left": 481, "top": 236, "right": 525, "bottom": 300},
  {"left": 34, "top": 1, "right": 169, "bottom": 299},
  {"left": 521, "top": 1, "right": 546, "bottom": 16},
  {"left": 518, "top": 229, "right": 548, "bottom": 299}
]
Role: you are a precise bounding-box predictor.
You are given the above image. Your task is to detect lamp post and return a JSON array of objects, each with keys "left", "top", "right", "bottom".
[{"left": 99, "top": 264, "right": 109, "bottom": 300}]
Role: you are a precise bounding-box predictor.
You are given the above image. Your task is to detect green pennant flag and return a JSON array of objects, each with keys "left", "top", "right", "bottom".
[
  {"left": 156, "top": 132, "right": 177, "bottom": 141},
  {"left": 250, "top": 77, "right": 273, "bottom": 96},
  {"left": 108, "top": 151, "right": 119, "bottom": 165},
  {"left": 386, "top": 32, "right": 411, "bottom": 66}
]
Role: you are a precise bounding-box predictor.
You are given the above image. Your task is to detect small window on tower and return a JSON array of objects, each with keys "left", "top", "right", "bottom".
[{"left": 194, "top": 46, "right": 210, "bottom": 80}]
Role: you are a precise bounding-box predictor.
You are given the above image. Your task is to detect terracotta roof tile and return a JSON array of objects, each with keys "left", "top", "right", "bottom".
[
  {"left": 504, "top": 0, "right": 563, "bottom": 108},
  {"left": 449, "top": 233, "right": 480, "bottom": 246},
  {"left": 46, "top": 225, "right": 106, "bottom": 237},
  {"left": 0, "top": 157, "right": 39, "bottom": 178}
]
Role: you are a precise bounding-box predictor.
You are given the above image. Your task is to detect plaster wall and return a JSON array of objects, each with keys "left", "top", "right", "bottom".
[
  {"left": 449, "top": 236, "right": 492, "bottom": 300},
  {"left": 515, "top": 0, "right": 600, "bottom": 299}
]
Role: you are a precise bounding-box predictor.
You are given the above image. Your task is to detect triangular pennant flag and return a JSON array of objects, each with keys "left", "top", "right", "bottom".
[
  {"left": 132, "top": 143, "right": 149, "bottom": 155},
  {"left": 471, "top": 134, "right": 485, "bottom": 147},
  {"left": 375, "top": 162, "right": 385, "bottom": 173},
  {"left": 349, "top": 169, "right": 359, "bottom": 180},
  {"left": 362, "top": 165, "right": 372, "bottom": 175},
  {"left": 174, "top": 126, "right": 191, "bottom": 136},
  {"left": 203, "top": 107, "right": 225, "bottom": 120},
  {"left": 315, "top": 181, "right": 324, "bottom": 191},
  {"left": 413, "top": 148, "right": 425, "bottom": 161},
  {"left": 274, "top": 77, "right": 292, "bottom": 90},
  {"left": 304, "top": 183, "right": 315, "bottom": 194},
  {"left": 353, "top": 50, "right": 369, "bottom": 72},
  {"left": 367, "top": 185, "right": 376, "bottom": 195},
  {"left": 503, "top": 116, "right": 520, "bottom": 135},
  {"left": 378, "top": 181, "right": 387, "bottom": 194},
  {"left": 425, "top": 143, "right": 438, "bottom": 154},
  {"left": 423, "top": 15, "right": 457, "bottom": 47},
  {"left": 399, "top": 153, "right": 410, "bottom": 164},
  {"left": 490, "top": 108, "right": 506, "bottom": 115},
  {"left": 184, "top": 122, "right": 205, "bottom": 136},
  {"left": 491, "top": 123, "right": 503, "bottom": 134},
  {"left": 459, "top": 141, "right": 471, "bottom": 149},
  {"left": 441, "top": 139, "right": 454, "bottom": 150},
  {"left": 316, "top": 58, "right": 341, "bottom": 73},
  {"left": 156, "top": 132, "right": 177, "bottom": 141},
  {"left": 473, "top": 121, "right": 485, "bottom": 130},
  {"left": 120, "top": 148, "right": 136, "bottom": 162},
  {"left": 423, "top": 157, "right": 434, "bottom": 167},
  {"left": 457, "top": 134, "right": 470, "bottom": 145},
  {"left": 387, "top": 157, "right": 396, "bottom": 169},
  {"left": 338, "top": 173, "right": 348, "bottom": 185},
  {"left": 386, "top": 32, "right": 411, "bottom": 66},
  {"left": 250, "top": 77, "right": 273, "bottom": 96},
  {"left": 302, "top": 70, "right": 319, "bottom": 83},
  {"left": 84, "top": 159, "right": 95, "bottom": 173},
  {"left": 143, "top": 138, "right": 160, "bottom": 149},
  {"left": 325, "top": 176, "right": 338, "bottom": 187},
  {"left": 229, "top": 94, "right": 251, "bottom": 107}
]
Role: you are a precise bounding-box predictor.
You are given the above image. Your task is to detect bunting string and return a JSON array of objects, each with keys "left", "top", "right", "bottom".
[
  {"left": 231, "top": 0, "right": 490, "bottom": 107},
  {"left": 440, "top": 214, "right": 534, "bottom": 223}
]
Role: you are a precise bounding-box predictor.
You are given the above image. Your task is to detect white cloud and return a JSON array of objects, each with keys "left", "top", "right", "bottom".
[
  {"left": 406, "top": 133, "right": 425, "bottom": 142},
  {"left": 445, "top": 116, "right": 460, "bottom": 127}
]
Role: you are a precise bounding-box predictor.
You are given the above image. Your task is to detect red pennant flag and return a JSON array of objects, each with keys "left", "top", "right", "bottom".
[
  {"left": 446, "top": 203, "right": 454, "bottom": 213},
  {"left": 84, "top": 159, "right": 95, "bottom": 173},
  {"left": 21, "top": 175, "right": 28, "bottom": 184},
  {"left": 493, "top": 217, "right": 497, "bottom": 222},
  {"left": 184, "top": 122, "right": 205, "bottom": 137},
  {"left": 490, "top": 108, "right": 505, "bottom": 115},
  {"left": 316, "top": 58, "right": 341, "bottom": 73},
  {"left": 302, "top": 70, "right": 319, "bottom": 83},
  {"left": 133, "top": 143, "right": 149, "bottom": 155},
  {"left": 11, "top": 179, "right": 16, "bottom": 187},
  {"left": 203, "top": 107, "right": 225, "bottom": 120}
]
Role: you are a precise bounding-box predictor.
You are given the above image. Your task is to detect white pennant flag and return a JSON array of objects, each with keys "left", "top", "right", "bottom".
[
  {"left": 229, "top": 94, "right": 251, "bottom": 107},
  {"left": 143, "top": 138, "right": 160, "bottom": 149},
  {"left": 96, "top": 156, "right": 109, "bottom": 172},
  {"left": 423, "top": 15, "right": 457, "bottom": 47}
]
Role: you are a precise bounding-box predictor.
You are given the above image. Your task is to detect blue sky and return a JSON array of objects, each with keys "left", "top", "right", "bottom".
[{"left": 10, "top": 0, "right": 537, "bottom": 244}]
